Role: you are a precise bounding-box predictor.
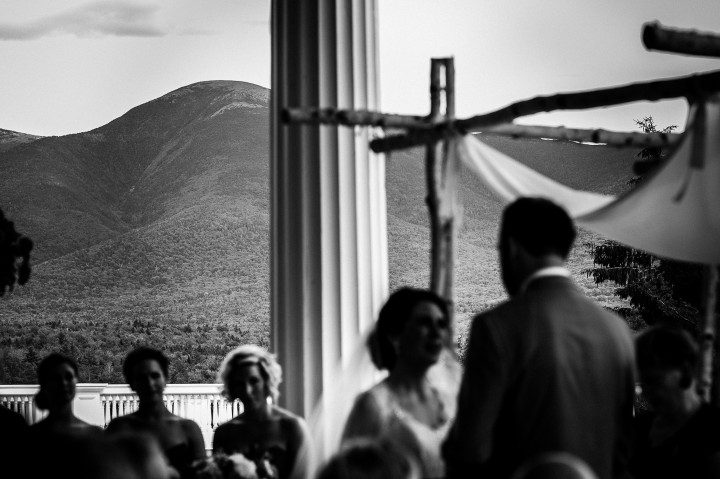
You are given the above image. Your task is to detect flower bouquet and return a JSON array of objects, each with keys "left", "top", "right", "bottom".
[{"left": 192, "top": 452, "right": 259, "bottom": 479}]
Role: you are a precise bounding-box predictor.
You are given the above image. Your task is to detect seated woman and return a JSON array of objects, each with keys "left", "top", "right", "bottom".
[
  {"left": 28, "top": 353, "right": 102, "bottom": 437},
  {"left": 106, "top": 347, "right": 206, "bottom": 479},
  {"left": 213, "top": 345, "right": 311, "bottom": 479},
  {"left": 630, "top": 326, "right": 720, "bottom": 479},
  {"left": 342, "top": 288, "right": 460, "bottom": 479}
]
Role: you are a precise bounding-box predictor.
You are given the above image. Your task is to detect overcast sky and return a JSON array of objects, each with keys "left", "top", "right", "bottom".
[{"left": 1, "top": 1, "right": 719, "bottom": 137}]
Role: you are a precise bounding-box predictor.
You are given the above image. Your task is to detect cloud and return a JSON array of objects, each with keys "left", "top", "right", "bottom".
[{"left": 0, "top": 1, "right": 167, "bottom": 40}]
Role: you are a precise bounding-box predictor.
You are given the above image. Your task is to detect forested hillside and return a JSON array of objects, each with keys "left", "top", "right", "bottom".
[{"left": 0, "top": 81, "right": 637, "bottom": 383}]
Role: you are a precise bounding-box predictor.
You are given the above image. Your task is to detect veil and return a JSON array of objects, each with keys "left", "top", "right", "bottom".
[
  {"left": 307, "top": 326, "right": 463, "bottom": 473},
  {"left": 307, "top": 327, "right": 384, "bottom": 471}
]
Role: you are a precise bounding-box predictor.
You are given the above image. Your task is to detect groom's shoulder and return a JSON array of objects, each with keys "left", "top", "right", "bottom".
[
  {"left": 467, "top": 300, "right": 517, "bottom": 340},
  {"left": 471, "top": 297, "right": 521, "bottom": 324}
]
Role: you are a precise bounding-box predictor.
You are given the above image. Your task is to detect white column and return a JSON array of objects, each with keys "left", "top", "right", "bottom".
[{"left": 271, "top": 1, "right": 388, "bottom": 417}]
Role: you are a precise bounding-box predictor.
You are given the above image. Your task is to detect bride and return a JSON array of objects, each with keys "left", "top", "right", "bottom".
[{"left": 341, "top": 288, "right": 461, "bottom": 479}]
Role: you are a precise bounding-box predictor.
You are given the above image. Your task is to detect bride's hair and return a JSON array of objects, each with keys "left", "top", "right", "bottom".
[
  {"left": 218, "top": 344, "right": 283, "bottom": 402},
  {"left": 368, "top": 287, "right": 448, "bottom": 370}
]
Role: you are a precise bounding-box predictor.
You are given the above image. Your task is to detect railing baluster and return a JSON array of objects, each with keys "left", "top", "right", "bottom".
[{"left": 2, "top": 383, "right": 234, "bottom": 448}]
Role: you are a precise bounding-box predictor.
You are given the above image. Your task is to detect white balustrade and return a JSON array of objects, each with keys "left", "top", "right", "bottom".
[{"left": 0, "top": 384, "right": 242, "bottom": 451}]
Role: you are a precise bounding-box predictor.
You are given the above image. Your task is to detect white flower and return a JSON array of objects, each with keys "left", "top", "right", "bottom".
[{"left": 227, "top": 452, "right": 258, "bottom": 479}]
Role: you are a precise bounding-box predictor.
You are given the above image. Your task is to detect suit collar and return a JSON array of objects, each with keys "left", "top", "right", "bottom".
[{"left": 518, "top": 266, "right": 571, "bottom": 294}]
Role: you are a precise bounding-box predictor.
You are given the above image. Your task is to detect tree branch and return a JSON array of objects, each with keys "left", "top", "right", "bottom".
[
  {"left": 370, "top": 69, "right": 720, "bottom": 152},
  {"left": 482, "top": 124, "right": 681, "bottom": 149}
]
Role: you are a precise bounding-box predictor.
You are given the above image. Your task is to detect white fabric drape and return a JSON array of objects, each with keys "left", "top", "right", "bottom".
[{"left": 451, "top": 95, "right": 720, "bottom": 265}]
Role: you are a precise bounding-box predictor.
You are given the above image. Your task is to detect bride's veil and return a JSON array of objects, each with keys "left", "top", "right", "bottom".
[
  {"left": 307, "top": 326, "right": 463, "bottom": 473},
  {"left": 308, "top": 327, "right": 384, "bottom": 471}
]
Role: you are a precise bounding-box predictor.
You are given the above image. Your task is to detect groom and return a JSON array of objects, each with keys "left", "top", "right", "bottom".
[{"left": 443, "top": 197, "right": 635, "bottom": 479}]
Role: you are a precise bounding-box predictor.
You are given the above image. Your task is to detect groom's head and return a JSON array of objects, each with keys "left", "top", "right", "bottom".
[{"left": 499, "top": 197, "right": 576, "bottom": 296}]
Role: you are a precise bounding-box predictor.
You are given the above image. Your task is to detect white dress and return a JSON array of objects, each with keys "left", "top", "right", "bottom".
[
  {"left": 341, "top": 354, "right": 461, "bottom": 479},
  {"left": 308, "top": 337, "right": 461, "bottom": 478},
  {"left": 353, "top": 383, "right": 452, "bottom": 479}
]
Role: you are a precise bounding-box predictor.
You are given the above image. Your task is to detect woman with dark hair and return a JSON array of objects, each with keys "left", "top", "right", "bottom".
[
  {"left": 213, "top": 344, "right": 311, "bottom": 479},
  {"left": 630, "top": 326, "right": 720, "bottom": 479},
  {"left": 106, "top": 346, "right": 206, "bottom": 479},
  {"left": 29, "top": 353, "right": 102, "bottom": 436},
  {"left": 341, "top": 288, "right": 460, "bottom": 479}
]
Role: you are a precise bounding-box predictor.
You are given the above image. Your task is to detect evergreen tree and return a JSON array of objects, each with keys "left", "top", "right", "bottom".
[
  {"left": 628, "top": 117, "right": 678, "bottom": 185},
  {"left": 24, "top": 346, "right": 39, "bottom": 367},
  {"left": 0, "top": 207, "right": 33, "bottom": 295},
  {"left": 584, "top": 117, "right": 715, "bottom": 329}
]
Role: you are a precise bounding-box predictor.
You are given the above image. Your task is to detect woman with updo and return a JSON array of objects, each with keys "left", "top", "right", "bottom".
[
  {"left": 23, "top": 353, "right": 102, "bottom": 479},
  {"left": 29, "top": 353, "right": 102, "bottom": 437},
  {"left": 213, "top": 345, "right": 311, "bottom": 479},
  {"left": 342, "top": 288, "right": 460, "bottom": 479},
  {"left": 106, "top": 346, "right": 206, "bottom": 479}
]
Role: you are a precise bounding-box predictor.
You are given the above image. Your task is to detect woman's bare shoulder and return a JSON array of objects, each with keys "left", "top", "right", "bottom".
[
  {"left": 106, "top": 414, "right": 140, "bottom": 433},
  {"left": 214, "top": 416, "right": 245, "bottom": 433},
  {"left": 353, "top": 381, "right": 391, "bottom": 412},
  {"left": 272, "top": 406, "right": 303, "bottom": 420},
  {"left": 272, "top": 407, "right": 307, "bottom": 430},
  {"left": 77, "top": 420, "right": 103, "bottom": 435},
  {"left": 178, "top": 416, "right": 202, "bottom": 432},
  {"left": 269, "top": 407, "right": 309, "bottom": 447}
]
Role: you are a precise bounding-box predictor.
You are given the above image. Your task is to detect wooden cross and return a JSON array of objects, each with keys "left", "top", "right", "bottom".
[{"left": 285, "top": 57, "right": 462, "bottom": 324}]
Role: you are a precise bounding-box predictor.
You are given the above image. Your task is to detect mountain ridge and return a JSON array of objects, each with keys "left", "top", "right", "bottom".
[{"left": 0, "top": 80, "right": 635, "bottom": 383}]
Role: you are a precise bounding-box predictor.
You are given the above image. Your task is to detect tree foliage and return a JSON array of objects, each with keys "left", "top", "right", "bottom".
[
  {"left": 628, "top": 116, "right": 677, "bottom": 185},
  {"left": 0, "top": 208, "right": 32, "bottom": 295},
  {"left": 585, "top": 117, "right": 713, "bottom": 329}
]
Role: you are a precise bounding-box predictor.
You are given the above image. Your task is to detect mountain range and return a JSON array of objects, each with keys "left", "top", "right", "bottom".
[{"left": 0, "top": 80, "right": 638, "bottom": 383}]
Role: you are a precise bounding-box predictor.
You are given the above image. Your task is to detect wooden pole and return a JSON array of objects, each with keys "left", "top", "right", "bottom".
[
  {"left": 371, "top": 69, "right": 720, "bottom": 153},
  {"left": 283, "top": 107, "right": 428, "bottom": 128},
  {"left": 445, "top": 57, "right": 455, "bottom": 119},
  {"left": 425, "top": 57, "right": 457, "bottom": 334},
  {"left": 481, "top": 124, "right": 681, "bottom": 149},
  {"left": 440, "top": 58, "right": 457, "bottom": 327},
  {"left": 426, "top": 59, "right": 443, "bottom": 295},
  {"left": 698, "top": 265, "right": 719, "bottom": 404},
  {"left": 643, "top": 22, "right": 720, "bottom": 58},
  {"left": 285, "top": 104, "right": 682, "bottom": 149}
]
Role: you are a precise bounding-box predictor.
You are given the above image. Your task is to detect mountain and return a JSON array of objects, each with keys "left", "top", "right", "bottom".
[
  {"left": 0, "top": 81, "right": 637, "bottom": 383},
  {"left": 0, "top": 128, "right": 43, "bottom": 153}
]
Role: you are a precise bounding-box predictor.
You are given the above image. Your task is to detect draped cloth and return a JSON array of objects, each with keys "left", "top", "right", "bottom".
[{"left": 450, "top": 95, "right": 720, "bottom": 265}]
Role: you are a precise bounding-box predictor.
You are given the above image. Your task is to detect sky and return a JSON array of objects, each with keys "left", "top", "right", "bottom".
[{"left": 1, "top": 1, "right": 719, "bottom": 137}]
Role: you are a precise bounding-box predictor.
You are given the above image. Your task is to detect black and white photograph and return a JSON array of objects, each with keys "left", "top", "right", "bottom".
[{"left": 2, "top": 1, "right": 720, "bottom": 478}]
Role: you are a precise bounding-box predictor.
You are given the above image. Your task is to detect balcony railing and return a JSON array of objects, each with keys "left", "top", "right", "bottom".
[{"left": 0, "top": 384, "right": 242, "bottom": 450}]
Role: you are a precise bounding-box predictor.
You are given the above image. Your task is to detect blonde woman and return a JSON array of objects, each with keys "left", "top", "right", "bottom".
[{"left": 214, "top": 345, "right": 311, "bottom": 479}]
